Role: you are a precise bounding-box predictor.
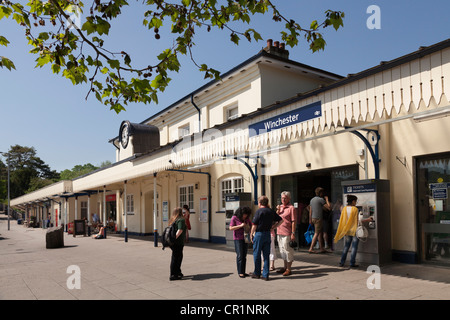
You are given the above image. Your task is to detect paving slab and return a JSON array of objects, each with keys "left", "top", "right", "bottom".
[{"left": 1, "top": 216, "right": 449, "bottom": 308}]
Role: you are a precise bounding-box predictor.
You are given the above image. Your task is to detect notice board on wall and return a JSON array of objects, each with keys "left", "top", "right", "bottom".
[{"left": 199, "top": 197, "right": 208, "bottom": 223}]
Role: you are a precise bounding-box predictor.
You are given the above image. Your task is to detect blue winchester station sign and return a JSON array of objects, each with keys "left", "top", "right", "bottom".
[{"left": 249, "top": 101, "right": 322, "bottom": 137}]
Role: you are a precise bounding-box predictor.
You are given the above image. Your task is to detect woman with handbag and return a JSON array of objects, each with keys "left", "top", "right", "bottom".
[
  {"left": 334, "top": 195, "right": 374, "bottom": 268},
  {"left": 229, "top": 207, "right": 252, "bottom": 278},
  {"left": 275, "top": 191, "right": 296, "bottom": 276}
]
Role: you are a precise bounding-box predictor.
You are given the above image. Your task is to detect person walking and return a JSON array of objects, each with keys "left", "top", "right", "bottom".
[
  {"left": 250, "top": 195, "right": 282, "bottom": 281},
  {"left": 168, "top": 207, "right": 187, "bottom": 281},
  {"left": 229, "top": 207, "right": 252, "bottom": 278},
  {"left": 276, "top": 191, "right": 296, "bottom": 276},
  {"left": 334, "top": 195, "right": 374, "bottom": 268},
  {"left": 308, "top": 187, "right": 331, "bottom": 253}
]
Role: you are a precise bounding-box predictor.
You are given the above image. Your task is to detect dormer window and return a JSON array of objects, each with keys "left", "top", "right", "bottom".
[
  {"left": 178, "top": 123, "right": 190, "bottom": 138},
  {"left": 226, "top": 105, "right": 239, "bottom": 121}
]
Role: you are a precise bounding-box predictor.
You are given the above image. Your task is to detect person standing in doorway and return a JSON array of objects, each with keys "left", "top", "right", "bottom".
[
  {"left": 298, "top": 204, "right": 310, "bottom": 248},
  {"left": 308, "top": 187, "right": 331, "bottom": 254},
  {"left": 276, "top": 191, "right": 296, "bottom": 276},
  {"left": 334, "top": 195, "right": 374, "bottom": 268},
  {"left": 250, "top": 196, "right": 282, "bottom": 281},
  {"left": 182, "top": 205, "right": 191, "bottom": 243},
  {"left": 229, "top": 206, "right": 252, "bottom": 278},
  {"left": 168, "top": 207, "right": 187, "bottom": 281},
  {"left": 331, "top": 199, "right": 343, "bottom": 251}
]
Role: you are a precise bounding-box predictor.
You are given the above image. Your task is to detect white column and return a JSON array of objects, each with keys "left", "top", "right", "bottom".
[
  {"left": 153, "top": 173, "right": 158, "bottom": 246},
  {"left": 123, "top": 180, "right": 128, "bottom": 242},
  {"left": 75, "top": 196, "right": 78, "bottom": 220},
  {"left": 103, "top": 186, "right": 106, "bottom": 224},
  {"left": 87, "top": 194, "right": 91, "bottom": 222},
  {"left": 64, "top": 198, "right": 68, "bottom": 232}
]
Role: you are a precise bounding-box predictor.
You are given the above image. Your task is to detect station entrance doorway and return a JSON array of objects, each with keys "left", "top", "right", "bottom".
[{"left": 271, "top": 165, "right": 359, "bottom": 249}]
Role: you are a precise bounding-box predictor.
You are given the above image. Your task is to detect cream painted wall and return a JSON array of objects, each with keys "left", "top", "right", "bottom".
[
  {"left": 259, "top": 64, "right": 335, "bottom": 108},
  {"left": 207, "top": 71, "right": 261, "bottom": 128},
  {"left": 209, "top": 161, "right": 255, "bottom": 239},
  {"left": 266, "top": 132, "right": 367, "bottom": 177},
  {"left": 388, "top": 110, "right": 450, "bottom": 252},
  {"left": 156, "top": 171, "right": 212, "bottom": 240},
  {"left": 123, "top": 182, "right": 141, "bottom": 233},
  {"left": 118, "top": 136, "right": 135, "bottom": 161}
]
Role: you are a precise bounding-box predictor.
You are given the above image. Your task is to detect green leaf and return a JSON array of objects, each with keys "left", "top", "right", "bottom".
[
  {"left": 230, "top": 33, "right": 239, "bottom": 45},
  {"left": 81, "top": 20, "right": 96, "bottom": 35},
  {"left": 325, "top": 10, "right": 344, "bottom": 31},
  {"left": 107, "top": 59, "right": 120, "bottom": 70},
  {"left": 51, "top": 63, "right": 61, "bottom": 74},
  {"left": 38, "top": 32, "right": 49, "bottom": 41},
  {"left": 124, "top": 54, "right": 131, "bottom": 66},
  {"left": 0, "top": 6, "right": 13, "bottom": 20},
  {"left": 111, "top": 103, "right": 126, "bottom": 114},
  {"left": 148, "top": 16, "right": 163, "bottom": 29},
  {"left": 246, "top": 28, "right": 262, "bottom": 42},
  {"left": 35, "top": 54, "right": 51, "bottom": 68},
  {"left": 0, "top": 36, "right": 10, "bottom": 46},
  {"left": 0, "top": 56, "right": 16, "bottom": 70},
  {"left": 310, "top": 37, "right": 326, "bottom": 52},
  {"left": 95, "top": 91, "right": 102, "bottom": 102},
  {"left": 96, "top": 18, "right": 111, "bottom": 35}
]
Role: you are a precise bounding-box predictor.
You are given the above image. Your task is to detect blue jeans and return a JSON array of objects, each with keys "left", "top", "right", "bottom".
[
  {"left": 253, "top": 231, "right": 271, "bottom": 278},
  {"left": 234, "top": 239, "right": 248, "bottom": 275},
  {"left": 340, "top": 235, "right": 359, "bottom": 266}
]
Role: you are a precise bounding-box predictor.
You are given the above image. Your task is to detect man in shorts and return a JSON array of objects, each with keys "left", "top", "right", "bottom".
[{"left": 308, "top": 187, "right": 331, "bottom": 253}]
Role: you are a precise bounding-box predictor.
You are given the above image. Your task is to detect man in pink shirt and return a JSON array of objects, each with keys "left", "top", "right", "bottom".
[{"left": 276, "top": 191, "right": 296, "bottom": 276}]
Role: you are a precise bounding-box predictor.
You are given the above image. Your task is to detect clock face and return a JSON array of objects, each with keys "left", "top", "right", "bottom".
[{"left": 120, "top": 122, "right": 130, "bottom": 148}]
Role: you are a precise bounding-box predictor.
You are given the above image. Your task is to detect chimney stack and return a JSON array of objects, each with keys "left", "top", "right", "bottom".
[{"left": 262, "top": 39, "right": 289, "bottom": 59}]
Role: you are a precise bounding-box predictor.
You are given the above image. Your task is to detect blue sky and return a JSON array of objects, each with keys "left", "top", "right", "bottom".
[{"left": 0, "top": 0, "right": 449, "bottom": 172}]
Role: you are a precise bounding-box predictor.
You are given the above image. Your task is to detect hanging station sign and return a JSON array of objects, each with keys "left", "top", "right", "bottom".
[{"left": 249, "top": 101, "right": 322, "bottom": 137}]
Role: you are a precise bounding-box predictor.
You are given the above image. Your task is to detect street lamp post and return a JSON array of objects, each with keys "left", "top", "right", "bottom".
[{"left": 0, "top": 151, "right": 10, "bottom": 231}]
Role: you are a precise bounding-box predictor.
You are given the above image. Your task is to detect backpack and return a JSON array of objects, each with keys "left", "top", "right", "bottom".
[{"left": 161, "top": 221, "right": 178, "bottom": 250}]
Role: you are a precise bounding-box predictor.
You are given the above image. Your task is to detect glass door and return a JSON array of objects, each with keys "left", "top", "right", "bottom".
[{"left": 416, "top": 153, "right": 450, "bottom": 265}]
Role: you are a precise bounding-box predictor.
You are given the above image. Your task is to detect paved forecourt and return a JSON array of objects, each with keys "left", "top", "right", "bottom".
[{"left": 0, "top": 217, "right": 449, "bottom": 301}]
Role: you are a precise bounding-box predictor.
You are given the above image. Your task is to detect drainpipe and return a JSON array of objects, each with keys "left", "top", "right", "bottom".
[
  {"left": 191, "top": 94, "right": 201, "bottom": 132},
  {"left": 167, "top": 169, "right": 211, "bottom": 242}
]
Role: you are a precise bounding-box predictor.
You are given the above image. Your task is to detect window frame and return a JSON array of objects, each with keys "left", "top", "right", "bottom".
[
  {"left": 225, "top": 104, "right": 239, "bottom": 121},
  {"left": 179, "top": 184, "right": 194, "bottom": 210},
  {"left": 178, "top": 123, "right": 190, "bottom": 138},
  {"left": 220, "top": 176, "right": 244, "bottom": 209},
  {"left": 126, "top": 194, "right": 134, "bottom": 215}
]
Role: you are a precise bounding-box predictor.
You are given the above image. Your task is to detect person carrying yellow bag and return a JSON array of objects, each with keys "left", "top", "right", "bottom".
[{"left": 334, "top": 195, "right": 373, "bottom": 268}]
